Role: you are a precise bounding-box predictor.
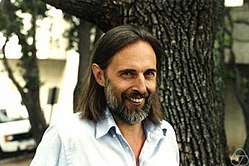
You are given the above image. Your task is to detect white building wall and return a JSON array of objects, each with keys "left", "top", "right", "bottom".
[{"left": 0, "top": 59, "right": 69, "bottom": 123}]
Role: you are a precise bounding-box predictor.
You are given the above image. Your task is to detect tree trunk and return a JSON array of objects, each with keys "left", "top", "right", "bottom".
[
  {"left": 22, "top": 89, "right": 47, "bottom": 143},
  {"left": 46, "top": 0, "right": 227, "bottom": 164},
  {"left": 23, "top": 0, "right": 47, "bottom": 143},
  {"left": 1, "top": 40, "right": 47, "bottom": 144},
  {"left": 73, "top": 22, "right": 103, "bottom": 111},
  {"left": 213, "top": 2, "right": 230, "bottom": 164},
  {"left": 73, "top": 20, "right": 92, "bottom": 111},
  {"left": 1, "top": 0, "right": 47, "bottom": 144}
]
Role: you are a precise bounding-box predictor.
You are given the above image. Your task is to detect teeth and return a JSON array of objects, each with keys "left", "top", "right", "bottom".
[{"left": 130, "top": 98, "right": 143, "bottom": 103}]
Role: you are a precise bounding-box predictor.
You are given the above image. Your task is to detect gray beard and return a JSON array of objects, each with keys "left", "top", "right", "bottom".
[{"left": 105, "top": 79, "right": 151, "bottom": 125}]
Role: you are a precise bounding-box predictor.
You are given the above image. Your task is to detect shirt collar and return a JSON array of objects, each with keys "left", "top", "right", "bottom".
[
  {"left": 143, "top": 119, "right": 168, "bottom": 139},
  {"left": 95, "top": 107, "right": 168, "bottom": 139},
  {"left": 95, "top": 107, "right": 121, "bottom": 139}
]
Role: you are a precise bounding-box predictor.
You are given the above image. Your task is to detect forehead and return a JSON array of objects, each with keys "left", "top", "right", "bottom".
[{"left": 107, "top": 40, "right": 157, "bottom": 71}]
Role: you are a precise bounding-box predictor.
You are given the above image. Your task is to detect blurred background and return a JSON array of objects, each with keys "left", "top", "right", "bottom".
[{"left": 0, "top": 0, "right": 248, "bottom": 165}]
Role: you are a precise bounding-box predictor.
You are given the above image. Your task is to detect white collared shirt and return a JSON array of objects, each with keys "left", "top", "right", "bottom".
[{"left": 30, "top": 109, "right": 179, "bottom": 166}]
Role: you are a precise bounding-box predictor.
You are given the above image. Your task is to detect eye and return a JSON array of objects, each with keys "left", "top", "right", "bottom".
[
  {"left": 144, "top": 70, "right": 156, "bottom": 79},
  {"left": 120, "top": 70, "right": 136, "bottom": 78}
]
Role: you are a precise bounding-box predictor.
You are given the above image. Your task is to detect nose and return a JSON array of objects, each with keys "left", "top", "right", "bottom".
[{"left": 133, "top": 74, "right": 147, "bottom": 94}]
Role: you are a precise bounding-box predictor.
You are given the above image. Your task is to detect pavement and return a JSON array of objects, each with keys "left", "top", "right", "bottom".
[{"left": 0, "top": 153, "right": 33, "bottom": 166}]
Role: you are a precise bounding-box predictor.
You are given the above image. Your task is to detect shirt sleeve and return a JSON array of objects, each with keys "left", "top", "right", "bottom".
[
  {"left": 168, "top": 123, "right": 180, "bottom": 165},
  {"left": 162, "top": 121, "right": 180, "bottom": 165},
  {"left": 171, "top": 127, "right": 179, "bottom": 165},
  {"left": 30, "top": 125, "right": 66, "bottom": 166}
]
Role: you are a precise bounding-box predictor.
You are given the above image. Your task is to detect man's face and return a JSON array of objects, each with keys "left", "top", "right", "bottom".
[{"left": 104, "top": 40, "right": 157, "bottom": 125}]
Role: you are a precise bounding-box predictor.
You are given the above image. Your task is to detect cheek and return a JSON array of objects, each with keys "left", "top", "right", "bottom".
[
  {"left": 110, "top": 84, "right": 126, "bottom": 101},
  {"left": 113, "top": 81, "right": 132, "bottom": 94},
  {"left": 146, "top": 81, "right": 157, "bottom": 92}
]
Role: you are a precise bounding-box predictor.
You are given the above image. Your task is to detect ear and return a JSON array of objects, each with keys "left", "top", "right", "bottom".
[{"left": 92, "top": 63, "right": 105, "bottom": 87}]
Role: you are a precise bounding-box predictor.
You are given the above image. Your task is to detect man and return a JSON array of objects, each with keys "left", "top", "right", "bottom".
[{"left": 30, "top": 25, "right": 179, "bottom": 166}]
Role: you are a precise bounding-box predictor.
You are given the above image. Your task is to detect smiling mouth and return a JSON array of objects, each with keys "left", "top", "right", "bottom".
[
  {"left": 123, "top": 91, "right": 147, "bottom": 106},
  {"left": 127, "top": 97, "right": 144, "bottom": 105},
  {"left": 130, "top": 97, "right": 143, "bottom": 102}
]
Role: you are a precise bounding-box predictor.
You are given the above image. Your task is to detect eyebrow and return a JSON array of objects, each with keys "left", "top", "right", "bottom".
[
  {"left": 145, "top": 68, "right": 157, "bottom": 73},
  {"left": 117, "top": 68, "right": 157, "bottom": 74},
  {"left": 117, "top": 69, "right": 136, "bottom": 74}
]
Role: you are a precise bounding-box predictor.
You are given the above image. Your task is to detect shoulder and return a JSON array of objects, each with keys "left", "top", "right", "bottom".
[
  {"left": 50, "top": 112, "right": 96, "bottom": 140},
  {"left": 159, "top": 120, "right": 177, "bottom": 141},
  {"left": 156, "top": 120, "right": 179, "bottom": 165},
  {"left": 160, "top": 120, "right": 175, "bottom": 133},
  {"left": 31, "top": 112, "right": 96, "bottom": 166}
]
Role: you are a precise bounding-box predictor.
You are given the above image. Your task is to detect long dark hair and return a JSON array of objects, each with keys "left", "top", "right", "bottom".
[{"left": 76, "top": 25, "right": 164, "bottom": 124}]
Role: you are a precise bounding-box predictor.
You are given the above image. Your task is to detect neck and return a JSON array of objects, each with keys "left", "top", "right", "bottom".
[
  {"left": 116, "top": 120, "right": 144, "bottom": 139},
  {"left": 115, "top": 119, "right": 146, "bottom": 165}
]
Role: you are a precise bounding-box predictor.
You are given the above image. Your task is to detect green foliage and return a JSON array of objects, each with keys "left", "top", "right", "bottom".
[
  {"left": 224, "top": 32, "right": 232, "bottom": 48},
  {"left": 63, "top": 14, "right": 80, "bottom": 51},
  {"left": 0, "top": 0, "right": 47, "bottom": 35},
  {"left": 16, "top": 0, "right": 47, "bottom": 17},
  {"left": 0, "top": 0, "right": 48, "bottom": 89},
  {"left": 0, "top": 1, "right": 49, "bottom": 140}
]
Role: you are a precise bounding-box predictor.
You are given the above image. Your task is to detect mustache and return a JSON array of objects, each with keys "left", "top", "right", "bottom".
[{"left": 123, "top": 90, "right": 149, "bottom": 99}]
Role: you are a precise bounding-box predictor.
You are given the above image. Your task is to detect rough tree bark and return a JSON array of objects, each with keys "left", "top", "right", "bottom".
[{"left": 46, "top": 0, "right": 227, "bottom": 165}]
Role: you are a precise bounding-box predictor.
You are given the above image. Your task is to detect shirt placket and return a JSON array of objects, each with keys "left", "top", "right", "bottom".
[
  {"left": 139, "top": 131, "right": 163, "bottom": 166},
  {"left": 114, "top": 133, "right": 136, "bottom": 166},
  {"left": 139, "top": 132, "right": 152, "bottom": 166}
]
